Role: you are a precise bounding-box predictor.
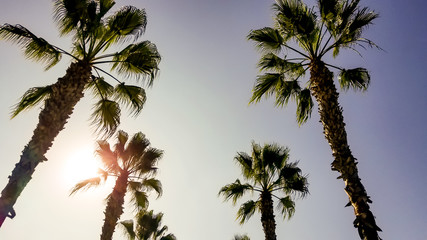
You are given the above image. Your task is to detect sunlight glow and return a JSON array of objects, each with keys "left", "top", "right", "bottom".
[{"left": 63, "top": 146, "right": 100, "bottom": 187}]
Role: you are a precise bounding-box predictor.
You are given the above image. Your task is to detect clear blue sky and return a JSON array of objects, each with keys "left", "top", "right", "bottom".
[{"left": 0, "top": 0, "right": 426, "bottom": 239}]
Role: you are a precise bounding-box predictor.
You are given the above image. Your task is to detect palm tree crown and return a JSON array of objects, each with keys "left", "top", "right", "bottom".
[
  {"left": 247, "top": 1, "right": 381, "bottom": 239},
  {"left": 71, "top": 130, "right": 163, "bottom": 240},
  {"left": 249, "top": 0, "right": 378, "bottom": 124},
  {"left": 1, "top": 0, "right": 161, "bottom": 135},
  {"left": 0, "top": 0, "right": 161, "bottom": 226},
  {"left": 120, "top": 209, "right": 177, "bottom": 240},
  {"left": 219, "top": 142, "right": 308, "bottom": 240}
]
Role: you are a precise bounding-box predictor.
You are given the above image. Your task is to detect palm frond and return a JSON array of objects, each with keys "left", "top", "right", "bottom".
[
  {"left": 119, "top": 220, "right": 136, "bottom": 240},
  {"left": 338, "top": 67, "right": 370, "bottom": 91},
  {"left": 114, "top": 83, "right": 146, "bottom": 117},
  {"left": 134, "top": 148, "right": 163, "bottom": 176},
  {"left": 247, "top": 27, "right": 284, "bottom": 53},
  {"left": 250, "top": 73, "right": 284, "bottom": 104},
  {"left": 0, "top": 24, "right": 62, "bottom": 69},
  {"left": 261, "top": 143, "right": 289, "bottom": 174},
  {"left": 295, "top": 88, "right": 313, "bottom": 124},
  {"left": 277, "top": 196, "right": 295, "bottom": 220},
  {"left": 131, "top": 190, "right": 149, "bottom": 210},
  {"left": 278, "top": 162, "right": 309, "bottom": 197},
  {"left": 69, "top": 176, "right": 102, "bottom": 195},
  {"left": 111, "top": 41, "right": 161, "bottom": 86},
  {"left": 10, "top": 85, "right": 53, "bottom": 118},
  {"left": 90, "top": 98, "right": 121, "bottom": 138},
  {"left": 86, "top": 76, "right": 114, "bottom": 98},
  {"left": 328, "top": 2, "right": 379, "bottom": 56},
  {"left": 141, "top": 178, "right": 163, "bottom": 198},
  {"left": 236, "top": 200, "right": 258, "bottom": 224},
  {"left": 124, "top": 132, "right": 149, "bottom": 160},
  {"left": 96, "top": 140, "right": 121, "bottom": 173},
  {"left": 99, "top": 0, "right": 116, "bottom": 19},
  {"left": 234, "top": 152, "right": 254, "bottom": 180},
  {"left": 318, "top": 0, "right": 340, "bottom": 35},
  {"left": 258, "top": 53, "right": 305, "bottom": 74},
  {"left": 273, "top": 0, "right": 317, "bottom": 40},
  {"left": 275, "top": 80, "right": 303, "bottom": 108},
  {"left": 107, "top": 6, "right": 147, "bottom": 42},
  {"left": 53, "top": 0, "right": 91, "bottom": 35},
  {"left": 218, "top": 179, "right": 253, "bottom": 204},
  {"left": 97, "top": 168, "right": 110, "bottom": 181},
  {"left": 114, "top": 130, "right": 129, "bottom": 157}
]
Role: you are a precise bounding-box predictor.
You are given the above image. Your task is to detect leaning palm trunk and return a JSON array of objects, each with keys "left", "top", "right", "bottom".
[
  {"left": 0, "top": 61, "right": 92, "bottom": 226},
  {"left": 100, "top": 172, "right": 128, "bottom": 240},
  {"left": 260, "top": 191, "right": 277, "bottom": 240},
  {"left": 309, "top": 60, "right": 380, "bottom": 239}
]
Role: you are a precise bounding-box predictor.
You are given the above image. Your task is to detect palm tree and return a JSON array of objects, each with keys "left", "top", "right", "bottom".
[
  {"left": 247, "top": 0, "right": 381, "bottom": 239},
  {"left": 0, "top": 0, "right": 161, "bottom": 226},
  {"left": 233, "top": 234, "right": 250, "bottom": 240},
  {"left": 120, "top": 209, "right": 177, "bottom": 240},
  {"left": 70, "top": 130, "right": 163, "bottom": 240},
  {"left": 219, "top": 142, "right": 308, "bottom": 240}
]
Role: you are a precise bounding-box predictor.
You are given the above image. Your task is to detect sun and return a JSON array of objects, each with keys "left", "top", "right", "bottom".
[{"left": 63, "top": 146, "right": 100, "bottom": 187}]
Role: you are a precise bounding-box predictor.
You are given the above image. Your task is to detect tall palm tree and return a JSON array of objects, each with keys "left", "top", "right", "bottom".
[
  {"left": 120, "top": 209, "right": 177, "bottom": 240},
  {"left": 247, "top": 0, "right": 381, "bottom": 239},
  {"left": 219, "top": 142, "right": 308, "bottom": 240},
  {"left": 0, "top": 0, "right": 161, "bottom": 226},
  {"left": 70, "top": 130, "right": 163, "bottom": 240}
]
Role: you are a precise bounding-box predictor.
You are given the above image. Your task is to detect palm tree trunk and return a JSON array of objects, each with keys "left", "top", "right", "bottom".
[
  {"left": 260, "top": 191, "right": 277, "bottom": 240},
  {"left": 0, "top": 61, "right": 92, "bottom": 227},
  {"left": 309, "top": 60, "right": 381, "bottom": 240},
  {"left": 101, "top": 172, "right": 128, "bottom": 240}
]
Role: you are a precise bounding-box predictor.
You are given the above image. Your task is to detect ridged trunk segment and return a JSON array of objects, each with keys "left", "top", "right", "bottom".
[
  {"left": 260, "top": 191, "right": 277, "bottom": 240},
  {"left": 0, "top": 61, "right": 92, "bottom": 227},
  {"left": 100, "top": 172, "right": 128, "bottom": 240},
  {"left": 309, "top": 60, "right": 381, "bottom": 239}
]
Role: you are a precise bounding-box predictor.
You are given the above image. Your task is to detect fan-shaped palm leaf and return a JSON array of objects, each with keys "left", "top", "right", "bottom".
[
  {"left": 247, "top": 27, "right": 284, "bottom": 53},
  {"left": 237, "top": 200, "right": 258, "bottom": 224},
  {"left": 338, "top": 67, "right": 370, "bottom": 91},
  {"left": 10, "top": 85, "right": 53, "bottom": 118},
  {"left": 141, "top": 178, "right": 163, "bottom": 198},
  {"left": 87, "top": 76, "right": 114, "bottom": 98},
  {"left": 277, "top": 196, "right": 295, "bottom": 220},
  {"left": 69, "top": 177, "right": 102, "bottom": 195},
  {"left": 120, "top": 220, "right": 136, "bottom": 240},
  {"left": 295, "top": 88, "right": 313, "bottom": 124},
  {"left": 234, "top": 152, "right": 253, "bottom": 180},
  {"left": 111, "top": 41, "right": 161, "bottom": 84},
  {"left": 114, "top": 83, "right": 146, "bottom": 116},
  {"left": 0, "top": 24, "right": 62, "bottom": 69},
  {"left": 90, "top": 98, "right": 121, "bottom": 137},
  {"left": 218, "top": 179, "right": 253, "bottom": 204},
  {"left": 107, "top": 6, "right": 147, "bottom": 41}
]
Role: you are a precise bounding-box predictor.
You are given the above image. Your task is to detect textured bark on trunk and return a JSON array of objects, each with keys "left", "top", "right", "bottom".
[
  {"left": 0, "top": 61, "right": 92, "bottom": 227},
  {"left": 100, "top": 172, "right": 128, "bottom": 240},
  {"left": 309, "top": 60, "right": 381, "bottom": 240},
  {"left": 260, "top": 191, "right": 277, "bottom": 240}
]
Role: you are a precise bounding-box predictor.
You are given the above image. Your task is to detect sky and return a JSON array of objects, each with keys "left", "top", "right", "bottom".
[{"left": 0, "top": 0, "right": 426, "bottom": 239}]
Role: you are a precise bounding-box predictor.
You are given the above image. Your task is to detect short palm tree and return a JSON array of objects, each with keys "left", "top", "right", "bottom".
[
  {"left": 0, "top": 0, "right": 160, "bottom": 226},
  {"left": 219, "top": 142, "right": 308, "bottom": 240},
  {"left": 70, "top": 130, "right": 163, "bottom": 240},
  {"left": 248, "top": 0, "right": 381, "bottom": 239},
  {"left": 120, "top": 209, "right": 177, "bottom": 240},
  {"left": 233, "top": 234, "right": 250, "bottom": 240}
]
